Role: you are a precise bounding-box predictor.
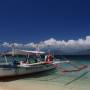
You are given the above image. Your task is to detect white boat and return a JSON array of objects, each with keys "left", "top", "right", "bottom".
[{"left": 0, "top": 50, "right": 59, "bottom": 77}]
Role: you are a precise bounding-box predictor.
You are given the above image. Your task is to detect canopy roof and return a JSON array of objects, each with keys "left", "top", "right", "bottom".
[{"left": 6, "top": 50, "right": 45, "bottom": 55}]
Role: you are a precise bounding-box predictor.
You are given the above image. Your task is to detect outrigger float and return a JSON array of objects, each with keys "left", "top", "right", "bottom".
[
  {"left": 62, "top": 64, "right": 87, "bottom": 72},
  {"left": 56, "top": 61, "right": 88, "bottom": 73}
]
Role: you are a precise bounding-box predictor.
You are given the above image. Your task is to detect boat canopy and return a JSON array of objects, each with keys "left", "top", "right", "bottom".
[{"left": 6, "top": 50, "right": 45, "bottom": 55}]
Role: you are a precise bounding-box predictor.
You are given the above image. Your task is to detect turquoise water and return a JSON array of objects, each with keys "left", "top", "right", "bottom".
[
  {"left": 21, "top": 56, "right": 90, "bottom": 86},
  {"left": 0, "top": 55, "right": 90, "bottom": 86}
]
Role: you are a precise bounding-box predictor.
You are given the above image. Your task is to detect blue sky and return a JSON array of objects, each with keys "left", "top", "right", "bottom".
[{"left": 0, "top": 0, "right": 90, "bottom": 43}]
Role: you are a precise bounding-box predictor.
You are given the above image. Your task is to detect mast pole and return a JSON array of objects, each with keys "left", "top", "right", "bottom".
[
  {"left": 27, "top": 53, "right": 29, "bottom": 63},
  {"left": 4, "top": 55, "right": 8, "bottom": 64},
  {"left": 12, "top": 43, "right": 15, "bottom": 56}
]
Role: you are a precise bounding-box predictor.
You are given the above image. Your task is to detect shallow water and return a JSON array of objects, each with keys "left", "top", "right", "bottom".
[
  {"left": 0, "top": 56, "right": 90, "bottom": 90},
  {"left": 21, "top": 57, "right": 90, "bottom": 86}
]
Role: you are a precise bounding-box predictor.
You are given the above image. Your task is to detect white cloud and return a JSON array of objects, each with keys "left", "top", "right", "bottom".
[
  {"left": 38, "top": 36, "right": 90, "bottom": 52},
  {"left": 1, "top": 36, "right": 90, "bottom": 53},
  {"left": 24, "top": 43, "right": 36, "bottom": 48},
  {"left": 2, "top": 42, "right": 10, "bottom": 47}
]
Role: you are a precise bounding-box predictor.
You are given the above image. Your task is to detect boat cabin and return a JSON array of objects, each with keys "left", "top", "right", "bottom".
[{"left": 0, "top": 50, "right": 54, "bottom": 67}]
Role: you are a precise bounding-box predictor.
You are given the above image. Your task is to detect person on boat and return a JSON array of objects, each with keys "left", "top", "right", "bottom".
[
  {"left": 13, "top": 59, "right": 19, "bottom": 66},
  {"left": 36, "top": 54, "right": 41, "bottom": 62},
  {"left": 45, "top": 53, "right": 53, "bottom": 63},
  {"left": 33, "top": 55, "right": 38, "bottom": 63},
  {"left": 45, "top": 55, "right": 48, "bottom": 61}
]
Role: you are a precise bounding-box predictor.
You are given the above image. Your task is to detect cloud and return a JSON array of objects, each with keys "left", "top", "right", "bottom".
[
  {"left": 2, "top": 42, "right": 24, "bottom": 48},
  {"left": 1, "top": 36, "right": 90, "bottom": 53},
  {"left": 2, "top": 42, "right": 10, "bottom": 47},
  {"left": 42, "top": 36, "right": 90, "bottom": 51}
]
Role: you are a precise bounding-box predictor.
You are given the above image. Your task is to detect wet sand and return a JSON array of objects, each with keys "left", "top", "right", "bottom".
[{"left": 0, "top": 76, "right": 90, "bottom": 90}]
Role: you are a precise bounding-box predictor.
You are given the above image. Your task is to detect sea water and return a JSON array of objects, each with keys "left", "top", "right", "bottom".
[
  {"left": 20, "top": 55, "right": 90, "bottom": 86},
  {"left": 0, "top": 55, "right": 90, "bottom": 90}
]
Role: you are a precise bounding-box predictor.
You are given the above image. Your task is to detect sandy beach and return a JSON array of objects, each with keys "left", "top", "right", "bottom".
[{"left": 0, "top": 76, "right": 90, "bottom": 90}]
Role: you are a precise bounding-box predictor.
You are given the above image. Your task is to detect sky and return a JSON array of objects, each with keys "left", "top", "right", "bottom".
[
  {"left": 0, "top": 0, "right": 90, "bottom": 43},
  {"left": 0, "top": 0, "right": 90, "bottom": 53}
]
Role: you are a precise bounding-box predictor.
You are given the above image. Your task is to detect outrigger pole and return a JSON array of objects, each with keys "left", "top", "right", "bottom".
[
  {"left": 57, "top": 57, "right": 88, "bottom": 72},
  {"left": 11, "top": 43, "right": 15, "bottom": 56},
  {"left": 65, "top": 71, "right": 88, "bottom": 85}
]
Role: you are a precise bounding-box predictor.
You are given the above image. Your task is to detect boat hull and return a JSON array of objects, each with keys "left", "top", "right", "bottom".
[{"left": 0, "top": 63, "right": 56, "bottom": 77}]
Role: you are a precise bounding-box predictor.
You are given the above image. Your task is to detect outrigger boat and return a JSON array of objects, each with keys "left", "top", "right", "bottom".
[
  {"left": 0, "top": 47, "right": 88, "bottom": 78},
  {"left": 0, "top": 49, "right": 60, "bottom": 77}
]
